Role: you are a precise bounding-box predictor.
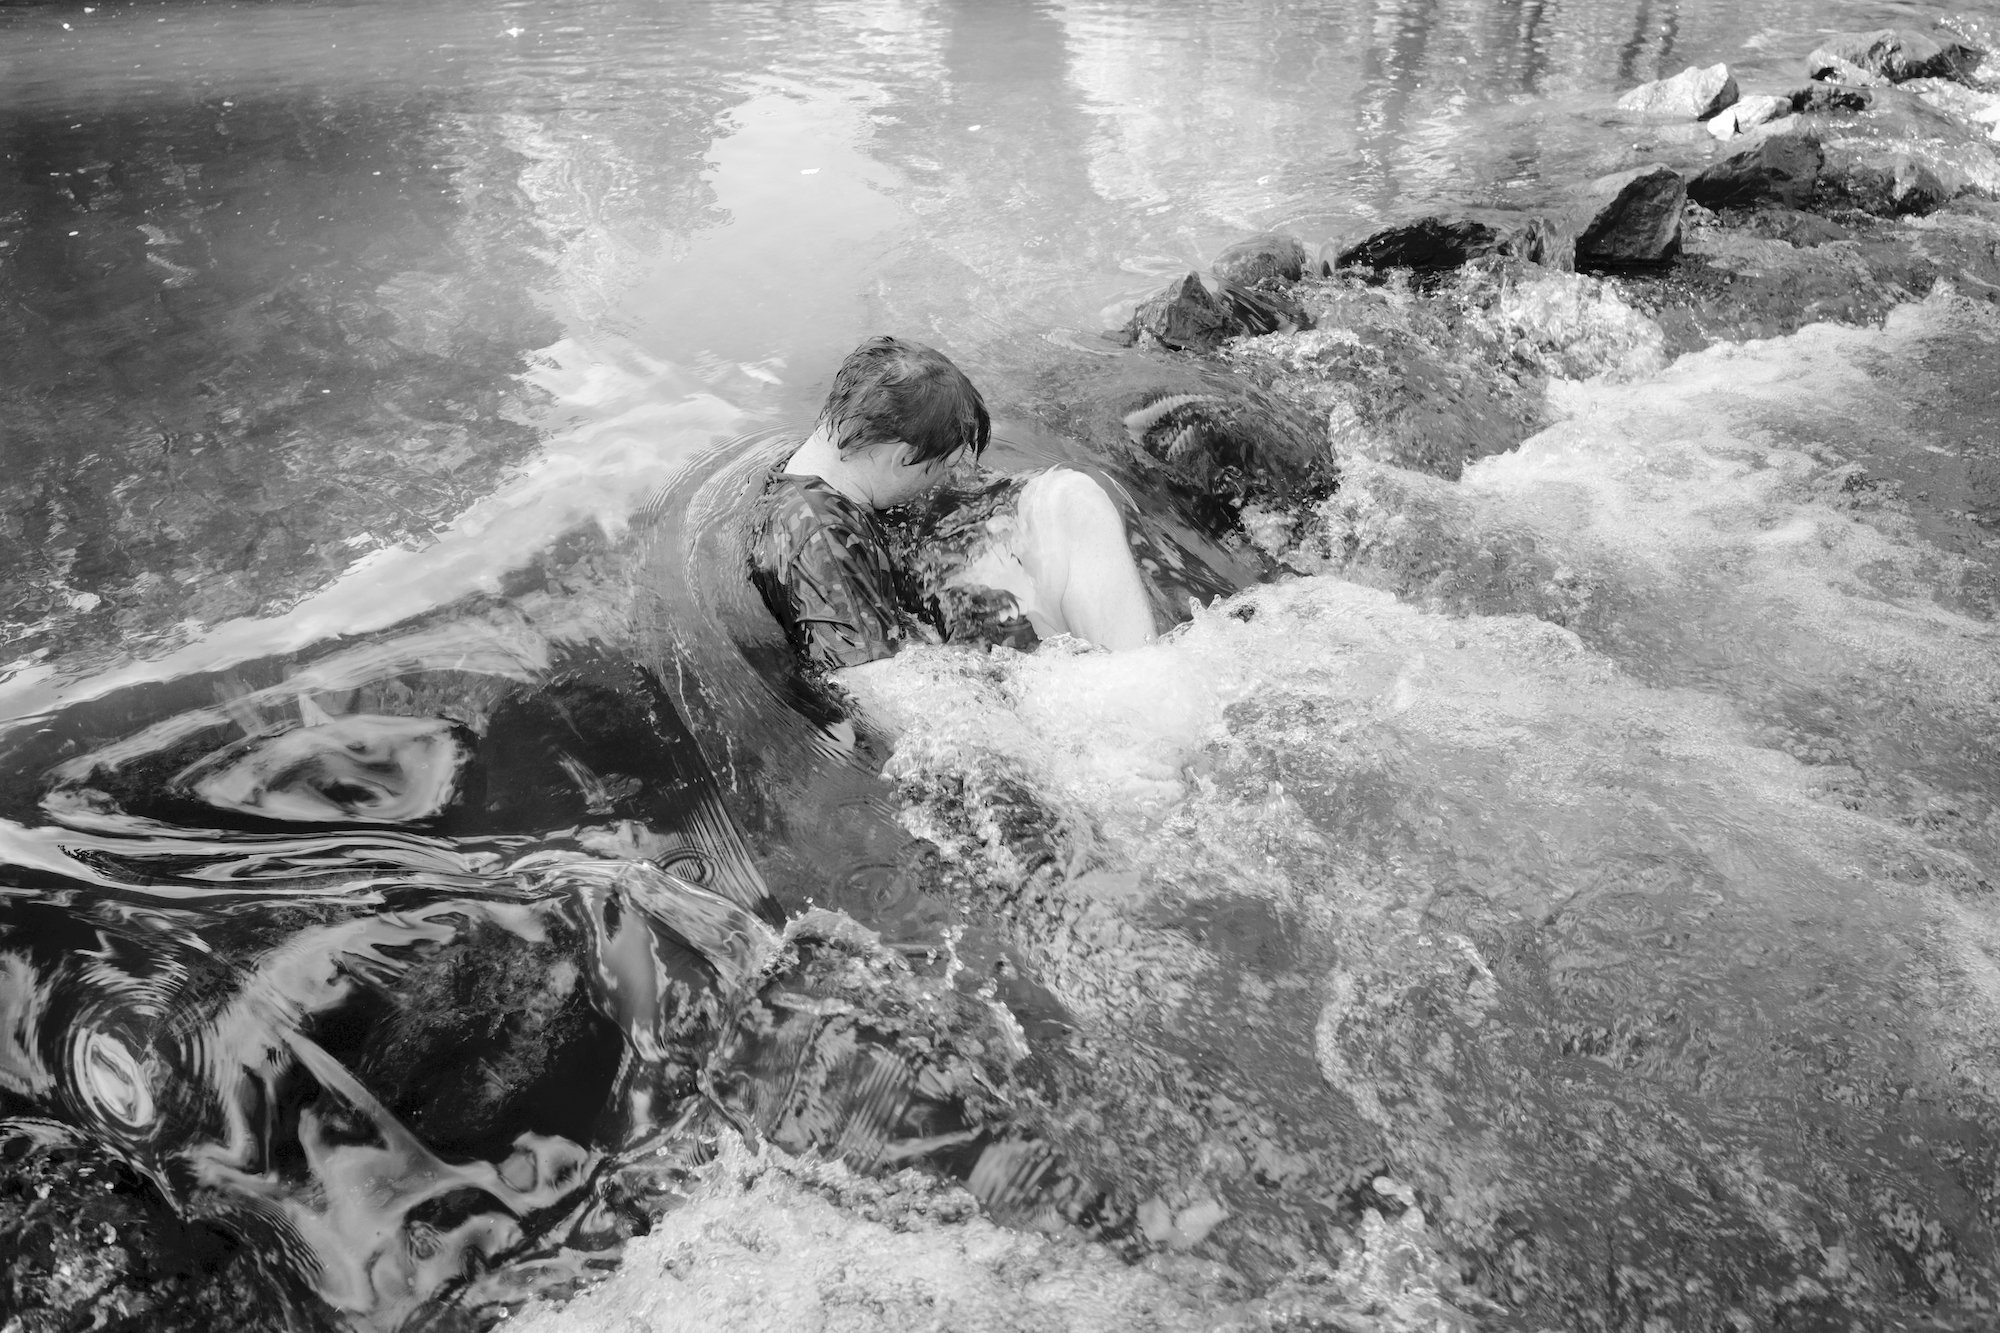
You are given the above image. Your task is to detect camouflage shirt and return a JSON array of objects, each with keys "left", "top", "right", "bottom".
[{"left": 746, "top": 470, "right": 937, "bottom": 672}]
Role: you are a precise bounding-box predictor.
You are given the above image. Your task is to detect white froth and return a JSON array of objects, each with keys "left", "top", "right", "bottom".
[
  {"left": 856, "top": 286, "right": 2000, "bottom": 1163},
  {"left": 505, "top": 1135, "right": 1467, "bottom": 1333}
]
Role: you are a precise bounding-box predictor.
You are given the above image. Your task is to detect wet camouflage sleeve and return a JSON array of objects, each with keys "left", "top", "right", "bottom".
[{"left": 747, "top": 474, "right": 918, "bottom": 672}]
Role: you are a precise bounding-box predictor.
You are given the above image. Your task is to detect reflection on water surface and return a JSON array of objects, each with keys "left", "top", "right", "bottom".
[{"left": 4, "top": 0, "right": 2000, "bottom": 1329}]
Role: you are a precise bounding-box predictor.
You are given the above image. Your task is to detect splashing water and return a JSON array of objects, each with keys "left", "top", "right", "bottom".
[{"left": 835, "top": 280, "right": 2000, "bottom": 1326}]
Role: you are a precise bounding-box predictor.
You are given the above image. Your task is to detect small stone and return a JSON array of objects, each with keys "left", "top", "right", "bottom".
[
  {"left": 1170, "top": 1198, "right": 1228, "bottom": 1248},
  {"left": 1211, "top": 232, "right": 1309, "bottom": 287},
  {"left": 1688, "top": 133, "right": 1825, "bottom": 210},
  {"left": 1616, "top": 63, "right": 1741, "bottom": 119},
  {"left": 1126, "top": 272, "right": 1240, "bottom": 352},
  {"left": 1806, "top": 29, "right": 1984, "bottom": 84},
  {"left": 1568, "top": 164, "right": 1686, "bottom": 267},
  {"left": 1707, "top": 93, "right": 1793, "bottom": 139},
  {"left": 1137, "top": 1195, "right": 1175, "bottom": 1242}
]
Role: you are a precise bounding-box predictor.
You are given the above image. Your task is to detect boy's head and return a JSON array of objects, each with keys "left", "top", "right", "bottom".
[{"left": 818, "top": 335, "right": 990, "bottom": 468}]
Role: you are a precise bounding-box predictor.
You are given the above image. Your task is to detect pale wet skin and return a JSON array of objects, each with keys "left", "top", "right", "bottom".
[{"left": 4, "top": 1, "right": 2000, "bottom": 1331}]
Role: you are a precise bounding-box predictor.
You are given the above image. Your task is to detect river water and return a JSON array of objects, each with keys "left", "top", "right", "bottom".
[{"left": 3, "top": 1, "right": 2000, "bottom": 1330}]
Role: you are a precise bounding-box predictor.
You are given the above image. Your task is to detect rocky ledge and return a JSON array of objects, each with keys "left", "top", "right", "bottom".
[{"left": 1109, "top": 20, "right": 1999, "bottom": 511}]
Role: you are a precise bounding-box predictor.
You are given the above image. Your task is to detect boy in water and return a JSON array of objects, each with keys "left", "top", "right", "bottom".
[{"left": 747, "top": 335, "right": 1156, "bottom": 672}]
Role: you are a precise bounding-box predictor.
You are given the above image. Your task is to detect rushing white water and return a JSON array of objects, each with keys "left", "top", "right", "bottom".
[{"left": 505, "top": 274, "right": 2000, "bottom": 1328}]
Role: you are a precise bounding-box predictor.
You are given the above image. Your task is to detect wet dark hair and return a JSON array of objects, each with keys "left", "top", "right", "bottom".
[{"left": 817, "top": 335, "right": 990, "bottom": 466}]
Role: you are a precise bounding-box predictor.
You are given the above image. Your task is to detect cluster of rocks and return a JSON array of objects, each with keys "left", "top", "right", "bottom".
[{"left": 1125, "top": 26, "right": 1993, "bottom": 354}]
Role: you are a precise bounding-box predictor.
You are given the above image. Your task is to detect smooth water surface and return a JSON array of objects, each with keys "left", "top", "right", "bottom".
[{"left": 3, "top": 1, "right": 2000, "bottom": 1330}]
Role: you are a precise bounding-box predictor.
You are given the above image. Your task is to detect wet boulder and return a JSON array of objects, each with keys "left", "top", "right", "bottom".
[
  {"left": 1214, "top": 280, "right": 1314, "bottom": 335},
  {"left": 1819, "top": 149, "right": 1956, "bottom": 216},
  {"left": 1806, "top": 29, "right": 1984, "bottom": 85},
  {"left": 1616, "top": 63, "right": 1740, "bottom": 119},
  {"left": 1211, "top": 231, "right": 1311, "bottom": 286},
  {"left": 1126, "top": 272, "right": 1242, "bottom": 352},
  {"left": 1707, "top": 93, "right": 1793, "bottom": 140},
  {"left": 1330, "top": 213, "right": 1555, "bottom": 276},
  {"left": 1568, "top": 164, "right": 1686, "bottom": 268},
  {"left": 1789, "top": 82, "right": 1875, "bottom": 114},
  {"left": 1687, "top": 132, "right": 1825, "bottom": 210},
  {"left": 1807, "top": 56, "right": 1889, "bottom": 88},
  {"left": 1036, "top": 354, "right": 1337, "bottom": 533}
]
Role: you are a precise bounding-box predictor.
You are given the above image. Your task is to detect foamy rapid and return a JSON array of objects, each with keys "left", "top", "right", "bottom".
[{"left": 821, "top": 278, "right": 2000, "bottom": 1324}]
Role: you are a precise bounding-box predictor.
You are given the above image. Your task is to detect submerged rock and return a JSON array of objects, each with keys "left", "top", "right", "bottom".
[
  {"left": 1688, "top": 133, "right": 1825, "bottom": 210},
  {"left": 1707, "top": 93, "right": 1793, "bottom": 140},
  {"left": 1126, "top": 273, "right": 1240, "bottom": 352},
  {"left": 1806, "top": 29, "right": 1984, "bottom": 85},
  {"left": 1569, "top": 165, "right": 1686, "bottom": 267},
  {"left": 1211, "top": 232, "right": 1310, "bottom": 287},
  {"left": 1819, "top": 149, "right": 1956, "bottom": 216},
  {"left": 1331, "top": 214, "right": 1553, "bottom": 275},
  {"left": 1616, "top": 63, "right": 1740, "bottom": 119},
  {"left": 1214, "top": 280, "right": 1314, "bottom": 336}
]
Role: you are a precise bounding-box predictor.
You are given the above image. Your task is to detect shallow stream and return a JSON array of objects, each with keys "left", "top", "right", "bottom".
[{"left": 3, "top": 1, "right": 2000, "bottom": 1330}]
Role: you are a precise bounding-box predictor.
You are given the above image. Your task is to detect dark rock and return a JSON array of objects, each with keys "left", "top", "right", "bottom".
[
  {"left": 1687, "top": 133, "right": 1825, "bottom": 210},
  {"left": 1616, "top": 63, "right": 1740, "bottom": 119},
  {"left": 1569, "top": 165, "right": 1687, "bottom": 268},
  {"left": 1806, "top": 29, "right": 1984, "bottom": 84},
  {"left": 1332, "top": 214, "right": 1551, "bottom": 275},
  {"left": 1034, "top": 356, "right": 1337, "bottom": 532},
  {"left": 1211, "top": 232, "right": 1310, "bottom": 287},
  {"left": 0, "top": 1142, "right": 292, "bottom": 1333},
  {"left": 1126, "top": 272, "right": 1242, "bottom": 352},
  {"left": 1891, "top": 159, "right": 1952, "bottom": 215},
  {"left": 1110, "top": 378, "right": 1336, "bottom": 522},
  {"left": 1790, "top": 83, "right": 1875, "bottom": 113}
]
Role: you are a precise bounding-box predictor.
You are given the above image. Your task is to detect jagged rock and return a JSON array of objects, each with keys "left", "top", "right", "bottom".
[
  {"left": 1211, "top": 232, "right": 1310, "bottom": 287},
  {"left": 1707, "top": 94, "right": 1793, "bottom": 139},
  {"left": 1687, "top": 133, "right": 1825, "bottom": 210},
  {"left": 1331, "top": 214, "right": 1552, "bottom": 275},
  {"left": 1568, "top": 165, "right": 1686, "bottom": 267},
  {"left": 1806, "top": 29, "right": 1984, "bottom": 84},
  {"left": 1790, "top": 83, "right": 1875, "bottom": 113},
  {"left": 1616, "top": 63, "right": 1740, "bottom": 119},
  {"left": 1126, "top": 272, "right": 1241, "bottom": 352}
]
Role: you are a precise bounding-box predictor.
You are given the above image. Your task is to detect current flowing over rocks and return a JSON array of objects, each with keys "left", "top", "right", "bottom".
[
  {"left": 8, "top": 8, "right": 2000, "bottom": 1333},
  {"left": 1808, "top": 28, "right": 1985, "bottom": 84}
]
